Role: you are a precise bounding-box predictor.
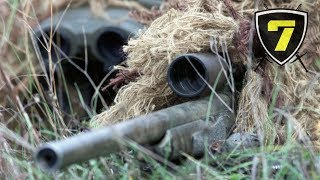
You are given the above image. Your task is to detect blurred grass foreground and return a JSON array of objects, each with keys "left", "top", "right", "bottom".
[{"left": 0, "top": 0, "right": 320, "bottom": 179}]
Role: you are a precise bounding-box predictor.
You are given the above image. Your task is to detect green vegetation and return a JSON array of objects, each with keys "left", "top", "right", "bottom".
[{"left": 0, "top": 0, "right": 319, "bottom": 179}]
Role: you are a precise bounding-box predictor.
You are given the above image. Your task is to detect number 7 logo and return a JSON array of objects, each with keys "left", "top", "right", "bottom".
[
  {"left": 268, "top": 20, "right": 295, "bottom": 51},
  {"left": 255, "top": 9, "right": 308, "bottom": 65}
]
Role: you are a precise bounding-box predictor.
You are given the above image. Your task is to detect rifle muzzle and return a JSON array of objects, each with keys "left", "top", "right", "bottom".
[
  {"left": 34, "top": 95, "right": 231, "bottom": 172},
  {"left": 167, "top": 53, "right": 228, "bottom": 97}
]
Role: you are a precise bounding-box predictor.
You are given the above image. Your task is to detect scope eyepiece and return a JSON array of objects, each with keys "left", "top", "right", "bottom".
[{"left": 167, "top": 53, "right": 228, "bottom": 97}]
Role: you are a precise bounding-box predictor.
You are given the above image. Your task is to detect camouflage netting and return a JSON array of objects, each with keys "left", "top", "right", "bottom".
[{"left": 91, "top": 0, "right": 320, "bottom": 148}]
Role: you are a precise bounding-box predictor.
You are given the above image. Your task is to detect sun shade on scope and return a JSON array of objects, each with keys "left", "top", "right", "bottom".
[{"left": 167, "top": 53, "right": 228, "bottom": 97}]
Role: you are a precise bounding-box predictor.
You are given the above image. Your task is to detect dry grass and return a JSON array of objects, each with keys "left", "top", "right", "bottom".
[{"left": 0, "top": 0, "right": 319, "bottom": 179}]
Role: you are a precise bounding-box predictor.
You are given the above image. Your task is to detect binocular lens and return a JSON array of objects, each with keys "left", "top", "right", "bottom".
[
  {"left": 97, "top": 31, "right": 126, "bottom": 62},
  {"left": 37, "top": 29, "right": 71, "bottom": 61},
  {"left": 168, "top": 57, "right": 207, "bottom": 97}
]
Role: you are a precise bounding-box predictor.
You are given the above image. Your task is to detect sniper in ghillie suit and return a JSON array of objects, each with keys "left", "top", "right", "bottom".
[{"left": 0, "top": 0, "right": 319, "bottom": 179}]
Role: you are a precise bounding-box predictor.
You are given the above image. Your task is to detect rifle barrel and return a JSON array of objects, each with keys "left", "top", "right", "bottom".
[{"left": 35, "top": 95, "right": 229, "bottom": 172}]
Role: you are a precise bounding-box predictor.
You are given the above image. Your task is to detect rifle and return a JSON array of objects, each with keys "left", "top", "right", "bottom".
[
  {"left": 34, "top": 53, "right": 234, "bottom": 172},
  {"left": 35, "top": 94, "right": 233, "bottom": 172}
]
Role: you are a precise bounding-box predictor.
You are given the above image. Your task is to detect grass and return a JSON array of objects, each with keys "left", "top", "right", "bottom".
[{"left": 0, "top": 0, "right": 320, "bottom": 179}]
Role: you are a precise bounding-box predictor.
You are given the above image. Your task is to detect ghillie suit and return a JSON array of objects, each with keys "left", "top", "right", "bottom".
[
  {"left": 92, "top": 0, "right": 239, "bottom": 125},
  {"left": 92, "top": 0, "right": 320, "bottom": 149}
]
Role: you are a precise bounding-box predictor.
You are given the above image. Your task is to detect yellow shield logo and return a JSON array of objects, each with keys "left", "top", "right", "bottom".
[{"left": 255, "top": 9, "right": 308, "bottom": 65}]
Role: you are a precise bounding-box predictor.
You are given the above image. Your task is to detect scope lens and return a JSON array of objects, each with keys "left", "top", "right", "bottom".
[
  {"left": 97, "top": 30, "right": 126, "bottom": 62},
  {"left": 168, "top": 56, "right": 207, "bottom": 97},
  {"left": 36, "top": 29, "right": 71, "bottom": 61}
]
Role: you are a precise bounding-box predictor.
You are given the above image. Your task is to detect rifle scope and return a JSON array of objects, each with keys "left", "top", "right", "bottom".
[{"left": 167, "top": 53, "right": 228, "bottom": 97}]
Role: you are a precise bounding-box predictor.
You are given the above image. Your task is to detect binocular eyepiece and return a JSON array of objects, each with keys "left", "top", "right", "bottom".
[{"left": 167, "top": 53, "right": 228, "bottom": 97}]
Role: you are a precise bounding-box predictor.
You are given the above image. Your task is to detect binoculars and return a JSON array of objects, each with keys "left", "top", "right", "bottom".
[
  {"left": 32, "top": 7, "right": 143, "bottom": 118},
  {"left": 34, "top": 7, "right": 142, "bottom": 69}
]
